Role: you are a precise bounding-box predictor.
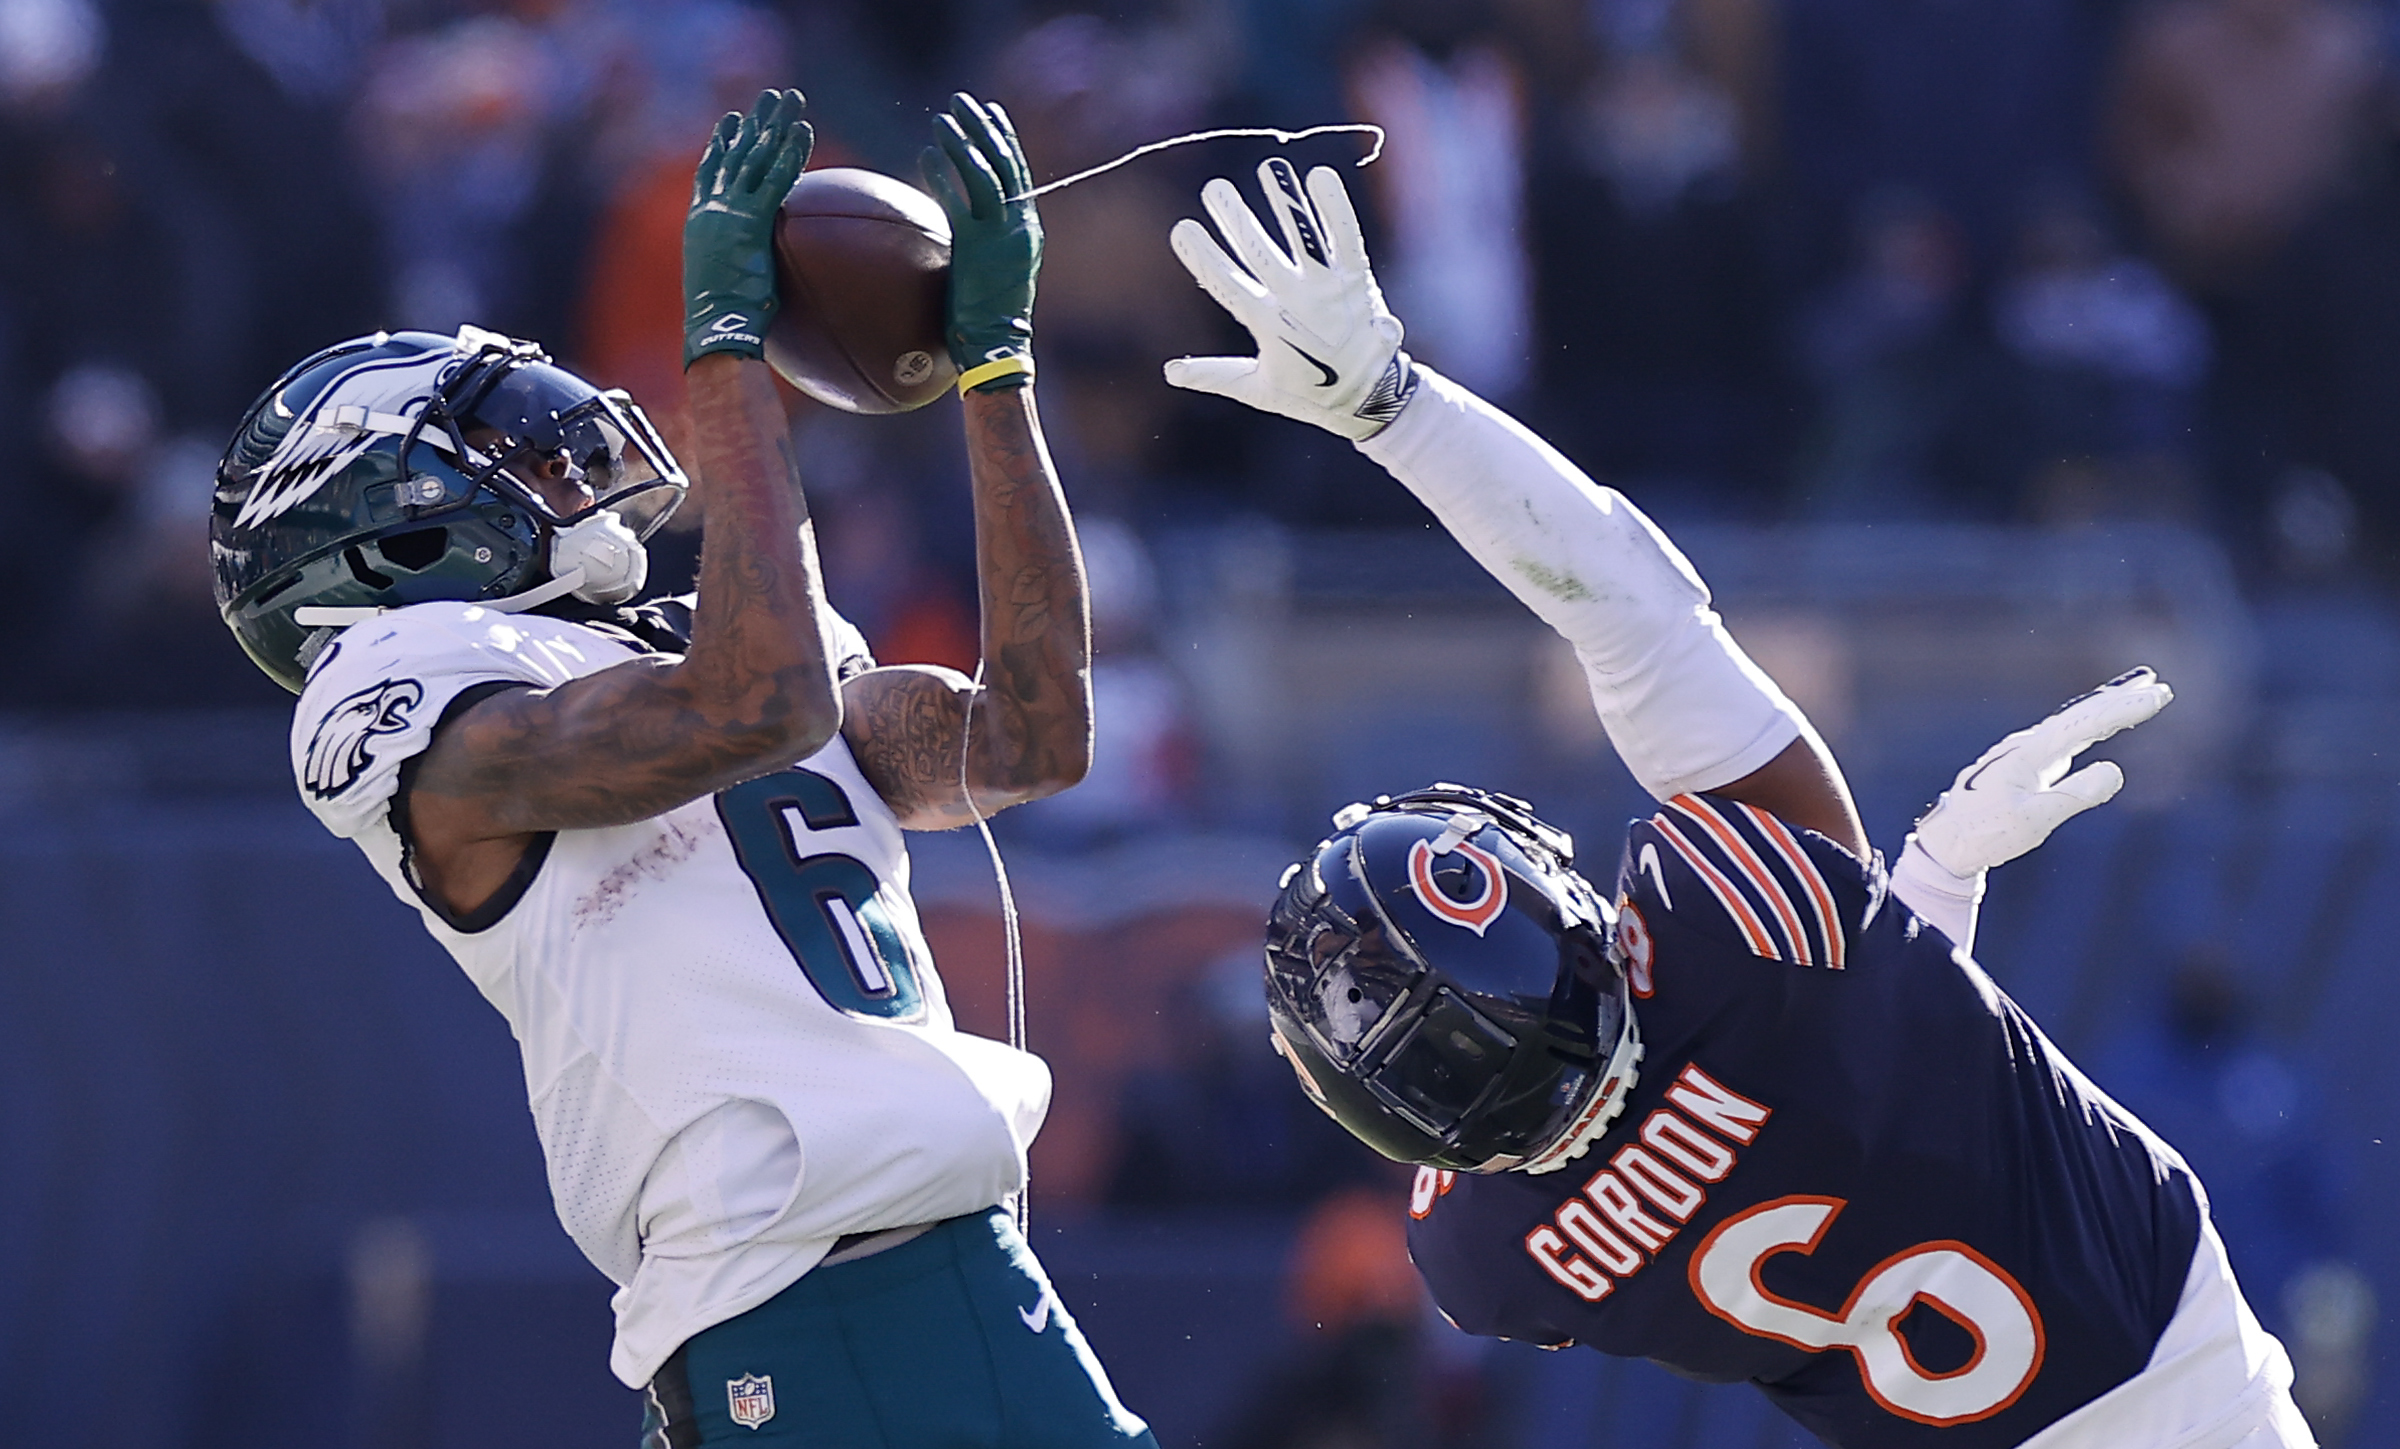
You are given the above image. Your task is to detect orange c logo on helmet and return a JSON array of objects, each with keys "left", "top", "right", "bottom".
[{"left": 1408, "top": 837, "right": 1508, "bottom": 936}]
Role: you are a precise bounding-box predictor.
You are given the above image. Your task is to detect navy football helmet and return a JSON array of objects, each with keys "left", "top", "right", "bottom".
[
  {"left": 212, "top": 327, "right": 687, "bottom": 692},
  {"left": 1263, "top": 784, "right": 1643, "bottom": 1174}
]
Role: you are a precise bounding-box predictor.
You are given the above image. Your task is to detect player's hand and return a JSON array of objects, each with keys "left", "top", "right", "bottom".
[
  {"left": 921, "top": 93, "right": 1041, "bottom": 389},
  {"left": 683, "top": 88, "right": 813, "bottom": 368},
  {"left": 1164, "top": 160, "right": 1418, "bottom": 440},
  {"left": 1911, "top": 667, "right": 2174, "bottom": 879}
]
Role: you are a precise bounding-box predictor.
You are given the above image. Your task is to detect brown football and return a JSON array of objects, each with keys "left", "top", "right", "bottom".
[{"left": 767, "top": 167, "right": 956, "bottom": 413}]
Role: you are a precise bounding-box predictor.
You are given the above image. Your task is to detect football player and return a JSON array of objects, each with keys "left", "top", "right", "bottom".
[
  {"left": 212, "top": 91, "right": 1156, "bottom": 1448},
  {"left": 1165, "top": 160, "right": 2313, "bottom": 1448}
]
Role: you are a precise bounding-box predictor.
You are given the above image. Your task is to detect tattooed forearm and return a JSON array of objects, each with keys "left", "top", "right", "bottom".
[
  {"left": 838, "top": 385, "right": 1091, "bottom": 829},
  {"left": 956, "top": 384, "right": 1093, "bottom": 804}
]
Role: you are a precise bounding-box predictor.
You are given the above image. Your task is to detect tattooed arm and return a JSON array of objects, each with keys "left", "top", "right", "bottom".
[
  {"left": 843, "top": 382, "right": 1093, "bottom": 831},
  {"left": 402, "top": 352, "right": 844, "bottom": 914}
]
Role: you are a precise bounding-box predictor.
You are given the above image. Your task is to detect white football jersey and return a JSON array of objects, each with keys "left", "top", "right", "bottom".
[{"left": 289, "top": 602, "right": 1051, "bottom": 1387}]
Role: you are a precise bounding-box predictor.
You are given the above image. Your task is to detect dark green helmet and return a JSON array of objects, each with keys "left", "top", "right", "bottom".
[{"left": 211, "top": 327, "right": 688, "bottom": 692}]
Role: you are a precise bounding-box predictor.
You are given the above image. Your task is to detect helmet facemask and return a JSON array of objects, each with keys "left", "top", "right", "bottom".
[{"left": 438, "top": 329, "right": 686, "bottom": 546}]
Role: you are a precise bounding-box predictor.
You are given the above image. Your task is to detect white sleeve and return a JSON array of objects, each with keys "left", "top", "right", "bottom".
[
  {"left": 1357, "top": 367, "right": 1806, "bottom": 800},
  {"left": 288, "top": 603, "right": 616, "bottom": 840}
]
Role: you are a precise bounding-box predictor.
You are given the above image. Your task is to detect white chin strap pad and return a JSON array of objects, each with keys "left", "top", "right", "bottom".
[
  {"left": 1358, "top": 367, "right": 1804, "bottom": 801},
  {"left": 550, "top": 511, "right": 649, "bottom": 605}
]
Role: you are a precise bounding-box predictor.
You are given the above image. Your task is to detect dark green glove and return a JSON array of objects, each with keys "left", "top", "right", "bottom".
[
  {"left": 683, "top": 88, "right": 813, "bottom": 368},
  {"left": 920, "top": 93, "right": 1042, "bottom": 390}
]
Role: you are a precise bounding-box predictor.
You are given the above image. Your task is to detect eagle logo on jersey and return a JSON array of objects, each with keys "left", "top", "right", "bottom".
[
  {"left": 726, "top": 1373, "right": 775, "bottom": 1429},
  {"left": 231, "top": 349, "right": 463, "bottom": 532},
  {"left": 303, "top": 679, "right": 425, "bottom": 799},
  {"left": 1408, "top": 837, "right": 1508, "bottom": 935}
]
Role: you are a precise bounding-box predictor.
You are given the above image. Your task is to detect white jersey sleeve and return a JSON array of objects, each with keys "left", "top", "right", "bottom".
[
  {"left": 289, "top": 601, "right": 879, "bottom": 844},
  {"left": 290, "top": 602, "right": 635, "bottom": 840}
]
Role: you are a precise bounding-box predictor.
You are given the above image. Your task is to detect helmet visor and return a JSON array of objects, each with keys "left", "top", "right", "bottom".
[{"left": 456, "top": 363, "right": 688, "bottom": 538}]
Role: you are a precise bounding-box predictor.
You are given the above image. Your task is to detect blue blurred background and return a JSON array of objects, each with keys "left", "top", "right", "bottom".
[{"left": 4, "top": 0, "right": 2399, "bottom": 1444}]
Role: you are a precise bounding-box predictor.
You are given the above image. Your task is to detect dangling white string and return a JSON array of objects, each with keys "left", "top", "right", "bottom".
[
  {"left": 952, "top": 117, "right": 1383, "bottom": 1237},
  {"left": 959, "top": 661, "right": 1030, "bottom": 1234},
  {"left": 1017, "top": 122, "right": 1387, "bottom": 200}
]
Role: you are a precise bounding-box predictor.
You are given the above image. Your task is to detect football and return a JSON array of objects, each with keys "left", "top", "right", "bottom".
[{"left": 767, "top": 167, "right": 957, "bottom": 413}]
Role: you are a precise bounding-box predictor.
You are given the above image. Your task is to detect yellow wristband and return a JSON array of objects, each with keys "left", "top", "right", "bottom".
[{"left": 957, "top": 354, "right": 1034, "bottom": 394}]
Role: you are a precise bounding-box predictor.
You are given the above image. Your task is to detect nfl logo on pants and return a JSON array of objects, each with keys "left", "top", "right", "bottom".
[{"left": 727, "top": 1373, "right": 775, "bottom": 1430}]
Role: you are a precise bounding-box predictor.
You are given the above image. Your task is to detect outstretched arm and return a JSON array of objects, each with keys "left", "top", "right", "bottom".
[
  {"left": 405, "top": 92, "right": 841, "bottom": 914},
  {"left": 1166, "top": 160, "right": 1865, "bottom": 855},
  {"left": 844, "top": 94, "right": 1093, "bottom": 829}
]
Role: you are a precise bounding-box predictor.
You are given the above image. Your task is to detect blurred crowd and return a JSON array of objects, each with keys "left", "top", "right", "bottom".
[{"left": 4, "top": 0, "right": 2399, "bottom": 713}]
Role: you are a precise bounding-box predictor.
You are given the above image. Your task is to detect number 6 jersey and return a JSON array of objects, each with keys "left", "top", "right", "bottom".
[
  {"left": 1406, "top": 793, "right": 2245, "bottom": 1448},
  {"left": 289, "top": 602, "right": 1051, "bottom": 1389}
]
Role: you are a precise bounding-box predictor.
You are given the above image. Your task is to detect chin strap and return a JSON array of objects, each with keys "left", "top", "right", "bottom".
[{"left": 293, "top": 567, "right": 590, "bottom": 629}]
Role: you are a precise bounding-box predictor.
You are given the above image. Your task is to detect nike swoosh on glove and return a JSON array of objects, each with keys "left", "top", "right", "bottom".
[
  {"left": 1162, "top": 158, "right": 1418, "bottom": 440},
  {"left": 1915, "top": 667, "right": 2174, "bottom": 878}
]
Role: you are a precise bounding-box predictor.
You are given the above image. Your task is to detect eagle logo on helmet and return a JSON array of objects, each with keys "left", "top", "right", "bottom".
[
  {"left": 232, "top": 349, "right": 463, "bottom": 532},
  {"left": 1408, "top": 836, "right": 1508, "bottom": 935}
]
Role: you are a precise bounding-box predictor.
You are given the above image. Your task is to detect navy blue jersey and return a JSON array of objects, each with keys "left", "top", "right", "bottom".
[{"left": 1407, "top": 792, "right": 2201, "bottom": 1448}]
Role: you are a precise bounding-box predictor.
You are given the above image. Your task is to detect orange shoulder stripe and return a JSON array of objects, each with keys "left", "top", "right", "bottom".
[
  {"left": 1734, "top": 802, "right": 1845, "bottom": 970},
  {"left": 1650, "top": 814, "right": 1781, "bottom": 959},
  {"left": 1669, "top": 796, "right": 1813, "bottom": 967}
]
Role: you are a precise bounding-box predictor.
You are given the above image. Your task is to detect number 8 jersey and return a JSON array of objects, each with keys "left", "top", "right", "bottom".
[
  {"left": 1403, "top": 793, "right": 2293, "bottom": 1448},
  {"left": 288, "top": 602, "right": 1051, "bottom": 1390}
]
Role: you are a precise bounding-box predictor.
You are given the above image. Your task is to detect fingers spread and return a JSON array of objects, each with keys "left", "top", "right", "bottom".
[
  {"left": 1305, "top": 165, "right": 1372, "bottom": 272},
  {"left": 1171, "top": 217, "right": 1274, "bottom": 324},
  {"left": 1201, "top": 175, "right": 1302, "bottom": 285},
  {"left": 1257, "top": 158, "right": 1331, "bottom": 269}
]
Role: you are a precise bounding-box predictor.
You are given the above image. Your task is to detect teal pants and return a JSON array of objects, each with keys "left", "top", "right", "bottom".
[{"left": 639, "top": 1210, "right": 1156, "bottom": 1448}]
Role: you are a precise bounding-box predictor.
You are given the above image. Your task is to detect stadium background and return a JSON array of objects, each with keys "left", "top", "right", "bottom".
[{"left": 3, "top": 0, "right": 2398, "bottom": 1443}]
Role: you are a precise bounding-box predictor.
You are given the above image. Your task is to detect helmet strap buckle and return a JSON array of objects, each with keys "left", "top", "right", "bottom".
[{"left": 1427, "top": 811, "right": 1491, "bottom": 855}]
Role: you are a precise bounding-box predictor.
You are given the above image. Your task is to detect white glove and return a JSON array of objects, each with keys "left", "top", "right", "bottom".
[
  {"left": 1892, "top": 667, "right": 2173, "bottom": 953},
  {"left": 1163, "top": 159, "right": 1419, "bottom": 440}
]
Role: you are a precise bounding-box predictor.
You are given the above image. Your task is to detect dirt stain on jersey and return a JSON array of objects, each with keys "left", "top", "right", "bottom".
[{"left": 572, "top": 816, "right": 719, "bottom": 930}]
